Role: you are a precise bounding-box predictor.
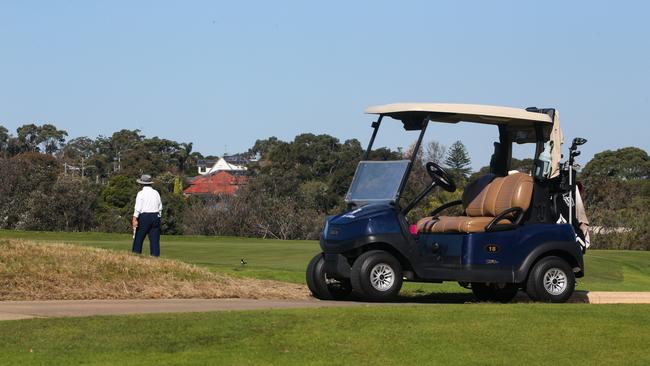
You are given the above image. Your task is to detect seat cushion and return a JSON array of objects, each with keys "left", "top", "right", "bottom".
[
  {"left": 416, "top": 216, "right": 436, "bottom": 233},
  {"left": 417, "top": 215, "right": 511, "bottom": 234}
]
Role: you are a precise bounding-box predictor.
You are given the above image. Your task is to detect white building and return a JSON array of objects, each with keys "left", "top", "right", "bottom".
[{"left": 197, "top": 157, "right": 247, "bottom": 175}]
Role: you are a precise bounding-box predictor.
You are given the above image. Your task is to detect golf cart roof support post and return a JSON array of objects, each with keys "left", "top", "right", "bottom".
[
  {"left": 407, "top": 116, "right": 429, "bottom": 169},
  {"left": 534, "top": 123, "right": 545, "bottom": 160},
  {"left": 363, "top": 115, "right": 384, "bottom": 160},
  {"left": 497, "top": 125, "right": 511, "bottom": 176},
  {"left": 397, "top": 116, "right": 429, "bottom": 201}
]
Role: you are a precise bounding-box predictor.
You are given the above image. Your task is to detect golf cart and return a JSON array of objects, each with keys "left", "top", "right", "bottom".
[{"left": 306, "top": 103, "right": 589, "bottom": 303}]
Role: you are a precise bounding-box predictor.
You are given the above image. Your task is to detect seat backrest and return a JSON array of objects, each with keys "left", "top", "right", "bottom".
[
  {"left": 465, "top": 172, "right": 533, "bottom": 217},
  {"left": 461, "top": 173, "right": 496, "bottom": 208}
]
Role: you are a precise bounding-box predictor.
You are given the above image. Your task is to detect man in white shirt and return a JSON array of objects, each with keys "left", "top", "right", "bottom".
[{"left": 131, "top": 174, "right": 163, "bottom": 256}]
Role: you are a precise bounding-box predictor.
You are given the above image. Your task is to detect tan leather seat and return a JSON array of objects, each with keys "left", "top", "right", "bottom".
[{"left": 417, "top": 172, "right": 533, "bottom": 233}]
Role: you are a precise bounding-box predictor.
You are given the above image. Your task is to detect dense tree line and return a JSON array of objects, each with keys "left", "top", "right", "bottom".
[
  {"left": 0, "top": 124, "right": 194, "bottom": 234},
  {"left": 580, "top": 147, "right": 650, "bottom": 249},
  {"left": 1, "top": 123, "right": 648, "bottom": 248}
]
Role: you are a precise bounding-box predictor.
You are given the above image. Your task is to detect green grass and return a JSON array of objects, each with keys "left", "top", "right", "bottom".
[
  {"left": 1, "top": 304, "right": 649, "bottom": 365},
  {"left": 1, "top": 231, "right": 649, "bottom": 365},
  {"left": 1, "top": 230, "right": 649, "bottom": 292}
]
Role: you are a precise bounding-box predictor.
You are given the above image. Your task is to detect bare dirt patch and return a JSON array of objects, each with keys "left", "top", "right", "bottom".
[{"left": 0, "top": 240, "right": 309, "bottom": 300}]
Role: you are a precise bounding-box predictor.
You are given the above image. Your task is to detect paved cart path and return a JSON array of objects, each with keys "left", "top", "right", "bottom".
[{"left": 2, "top": 291, "right": 650, "bottom": 321}]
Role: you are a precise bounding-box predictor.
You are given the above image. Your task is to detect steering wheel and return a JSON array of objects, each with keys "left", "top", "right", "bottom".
[{"left": 425, "top": 162, "right": 456, "bottom": 192}]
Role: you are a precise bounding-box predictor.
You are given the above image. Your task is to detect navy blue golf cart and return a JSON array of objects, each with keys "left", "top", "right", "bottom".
[{"left": 306, "top": 103, "right": 589, "bottom": 303}]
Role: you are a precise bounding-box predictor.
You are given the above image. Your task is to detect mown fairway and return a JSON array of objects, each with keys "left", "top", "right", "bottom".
[
  {"left": 1, "top": 304, "right": 649, "bottom": 365},
  {"left": 1, "top": 230, "right": 649, "bottom": 292}
]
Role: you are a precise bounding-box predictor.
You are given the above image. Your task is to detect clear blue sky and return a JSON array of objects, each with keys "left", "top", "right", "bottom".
[{"left": 1, "top": 1, "right": 648, "bottom": 169}]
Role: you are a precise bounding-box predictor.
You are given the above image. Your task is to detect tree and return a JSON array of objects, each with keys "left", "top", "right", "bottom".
[
  {"left": 186, "top": 151, "right": 203, "bottom": 175},
  {"left": 580, "top": 147, "right": 650, "bottom": 249},
  {"left": 51, "top": 175, "right": 99, "bottom": 231},
  {"left": 425, "top": 141, "right": 446, "bottom": 165},
  {"left": 107, "top": 129, "right": 144, "bottom": 174},
  {"left": 110, "top": 129, "right": 143, "bottom": 152},
  {"left": 0, "top": 125, "right": 8, "bottom": 157},
  {"left": 444, "top": 140, "right": 472, "bottom": 178},
  {"left": 401, "top": 141, "right": 428, "bottom": 205},
  {"left": 299, "top": 180, "right": 332, "bottom": 213},
  {"left": 248, "top": 136, "right": 281, "bottom": 158},
  {"left": 175, "top": 142, "right": 194, "bottom": 175},
  {"left": 12, "top": 123, "right": 68, "bottom": 155},
  {"left": 63, "top": 136, "right": 95, "bottom": 160},
  {"left": 0, "top": 158, "right": 22, "bottom": 228},
  {"left": 16, "top": 124, "right": 41, "bottom": 152},
  {"left": 185, "top": 183, "right": 323, "bottom": 240},
  {"left": 147, "top": 174, "right": 185, "bottom": 235},
  {"left": 470, "top": 157, "right": 535, "bottom": 181},
  {"left": 95, "top": 175, "right": 139, "bottom": 232},
  {"left": 26, "top": 175, "right": 99, "bottom": 231},
  {"left": 326, "top": 139, "right": 365, "bottom": 197},
  {"left": 38, "top": 124, "right": 68, "bottom": 155},
  {"left": 581, "top": 147, "right": 649, "bottom": 180},
  {"left": 0, "top": 153, "right": 60, "bottom": 229},
  {"left": 173, "top": 176, "right": 183, "bottom": 195},
  {"left": 582, "top": 175, "right": 650, "bottom": 250},
  {"left": 510, "top": 158, "right": 535, "bottom": 174},
  {"left": 61, "top": 136, "right": 100, "bottom": 179}
]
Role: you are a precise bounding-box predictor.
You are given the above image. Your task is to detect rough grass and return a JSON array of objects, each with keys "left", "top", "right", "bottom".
[{"left": 0, "top": 240, "right": 308, "bottom": 301}]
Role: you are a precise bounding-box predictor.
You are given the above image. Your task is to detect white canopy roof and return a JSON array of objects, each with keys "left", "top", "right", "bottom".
[
  {"left": 203, "top": 157, "right": 246, "bottom": 175},
  {"left": 365, "top": 103, "right": 553, "bottom": 126}
]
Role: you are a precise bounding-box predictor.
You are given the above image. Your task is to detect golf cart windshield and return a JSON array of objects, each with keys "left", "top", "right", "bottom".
[{"left": 345, "top": 160, "right": 410, "bottom": 205}]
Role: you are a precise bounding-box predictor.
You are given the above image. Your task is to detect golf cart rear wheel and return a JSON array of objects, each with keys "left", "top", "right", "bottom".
[
  {"left": 351, "top": 250, "right": 403, "bottom": 302},
  {"left": 306, "top": 253, "right": 352, "bottom": 301},
  {"left": 526, "top": 256, "right": 575, "bottom": 303},
  {"left": 471, "top": 283, "right": 519, "bottom": 303}
]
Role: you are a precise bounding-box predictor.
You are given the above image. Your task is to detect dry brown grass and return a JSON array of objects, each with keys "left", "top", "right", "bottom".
[{"left": 0, "top": 240, "right": 309, "bottom": 301}]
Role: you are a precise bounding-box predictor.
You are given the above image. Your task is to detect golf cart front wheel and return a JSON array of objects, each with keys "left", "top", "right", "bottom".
[
  {"left": 351, "top": 250, "right": 403, "bottom": 302},
  {"left": 306, "top": 253, "right": 352, "bottom": 301},
  {"left": 526, "top": 256, "right": 575, "bottom": 303}
]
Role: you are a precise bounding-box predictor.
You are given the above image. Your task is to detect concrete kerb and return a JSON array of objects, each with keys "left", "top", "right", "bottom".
[{"left": 1, "top": 291, "right": 649, "bottom": 321}]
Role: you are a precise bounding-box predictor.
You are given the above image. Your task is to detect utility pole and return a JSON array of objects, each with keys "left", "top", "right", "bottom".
[{"left": 113, "top": 151, "right": 122, "bottom": 172}]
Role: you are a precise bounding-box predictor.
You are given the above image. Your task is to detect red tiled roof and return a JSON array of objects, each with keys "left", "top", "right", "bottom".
[{"left": 183, "top": 171, "right": 247, "bottom": 196}]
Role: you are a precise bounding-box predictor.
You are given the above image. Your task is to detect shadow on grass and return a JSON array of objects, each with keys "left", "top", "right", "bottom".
[
  {"left": 394, "top": 292, "right": 476, "bottom": 304},
  {"left": 331, "top": 292, "right": 477, "bottom": 304},
  {"left": 336, "top": 291, "right": 548, "bottom": 304}
]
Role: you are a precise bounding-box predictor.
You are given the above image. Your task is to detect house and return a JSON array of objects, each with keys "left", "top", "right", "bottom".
[
  {"left": 184, "top": 156, "right": 248, "bottom": 196},
  {"left": 197, "top": 156, "right": 247, "bottom": 175}
]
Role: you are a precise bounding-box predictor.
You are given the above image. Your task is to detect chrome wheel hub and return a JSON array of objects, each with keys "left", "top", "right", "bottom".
[
  {"left": 543, "top": 268, "right": 567, "bottom": 295},
  {"left": 370, "top": 263, "right": 394, "bottom": 291}
]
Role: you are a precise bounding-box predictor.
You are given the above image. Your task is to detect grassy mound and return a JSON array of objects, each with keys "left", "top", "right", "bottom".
[{"left": 0, "top": 240, "right": 308, "bottom": 301}]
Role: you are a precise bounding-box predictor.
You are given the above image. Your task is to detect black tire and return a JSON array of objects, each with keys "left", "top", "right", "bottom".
[
  {"left": 471, "top": 283, "right": 519, "bottom": 303},
  {"left": 525, "top": 268, "right": 540, "bottom": 301},
  {"left": 351, "top": 250, "right": 403, "bottom": 302},
  {"left": 526, "top": 256, "right": 575, "bottom": 303},
  {"left": 306, "top": 253, "right": 352, "bottom": 301}
]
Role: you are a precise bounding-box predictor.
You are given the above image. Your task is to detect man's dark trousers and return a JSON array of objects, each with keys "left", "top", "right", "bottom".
[{"left": 132, "top": 213, "right": 161, "bottom": 256}]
